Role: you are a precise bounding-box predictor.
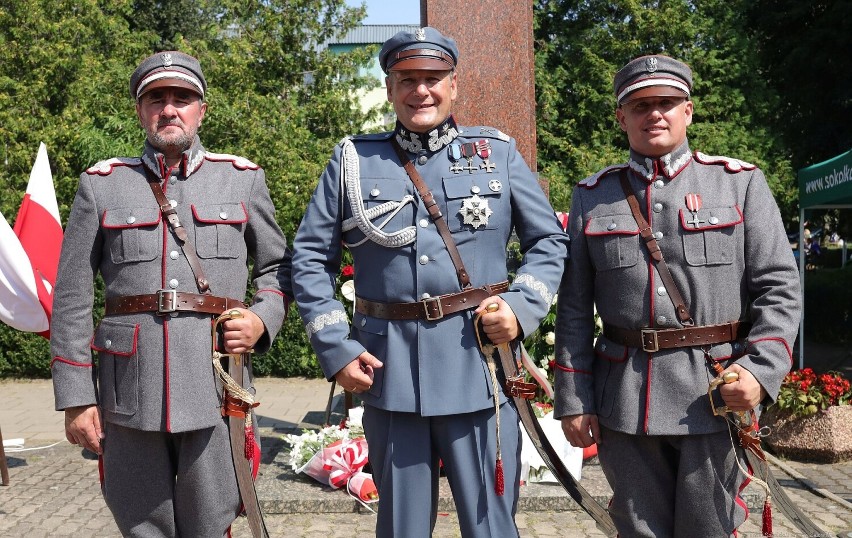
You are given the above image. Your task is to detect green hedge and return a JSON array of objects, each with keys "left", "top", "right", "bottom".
[
  {"left": 5, "top": 264, "right": 848, "bottom": 379},
  {"left": 0, "top": 303, "right": 321, "bottom": 380}
]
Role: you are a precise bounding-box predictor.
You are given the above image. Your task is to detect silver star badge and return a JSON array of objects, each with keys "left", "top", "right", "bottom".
[{"left": 459, "top": 194, "right": 493, "bottom": 229}]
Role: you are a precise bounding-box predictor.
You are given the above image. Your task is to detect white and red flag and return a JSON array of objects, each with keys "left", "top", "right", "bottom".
[{"left": 0, "top": 142, "right": 63, "bottom": 337}]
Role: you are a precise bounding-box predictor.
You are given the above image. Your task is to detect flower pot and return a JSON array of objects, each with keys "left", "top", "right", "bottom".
[{"left": 761, "top": 405, "right": 852, "bottom": 463}]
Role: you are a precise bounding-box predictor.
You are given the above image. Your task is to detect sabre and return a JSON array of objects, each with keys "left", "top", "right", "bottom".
[
  {"left": 475, "top": 303, "right": 617, "bottom": 536},
  {"left": 212, "top": 309, "right": 269, "bottom": 538},
  {"left": 705, "top": 355, "right": 826, "bottom": 537}
]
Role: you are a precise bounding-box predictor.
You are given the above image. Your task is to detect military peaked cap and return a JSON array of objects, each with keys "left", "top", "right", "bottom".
[
  {"left": 613, "top": 55, "right": 692, "bottom": 105},
  {"left": 379, "top": 27, "right": 459, "bottom": 73},
  {"left": 129, "top": 51, "right": 207, "bottom": 100}
]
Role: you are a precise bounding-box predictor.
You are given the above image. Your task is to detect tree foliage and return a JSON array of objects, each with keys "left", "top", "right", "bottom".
[
  {"left": 534, "top": 0, "right": 800, "bottom": 220},
  {"left": 0, "top": 0, "right": 372, "bottom": 378}
]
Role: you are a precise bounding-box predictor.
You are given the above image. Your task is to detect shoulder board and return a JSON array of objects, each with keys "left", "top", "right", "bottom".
[
  {"left": 86, "top": 157, "right": 142, "bottom": 176},
  {"left": 578, "top": 164, "right": 627, "bottom": 189},
  {"left": 348, "top": 132, "right": 394, "bottom": 144},
  {"left": 693, "top": 151, "right": 756, "bottom": 173},
  {"left": 204, "top": 152, "right": 260, "bottom": 170},
  {"left": 462, "top": 126, "right": 511, "bottom": 142}
]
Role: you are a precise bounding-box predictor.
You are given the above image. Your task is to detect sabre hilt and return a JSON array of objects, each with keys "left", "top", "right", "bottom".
[{"left": 212, "top": 309, "right": 251, "bottom": 362}]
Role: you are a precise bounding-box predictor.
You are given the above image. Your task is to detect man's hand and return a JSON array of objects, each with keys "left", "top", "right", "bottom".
[
  {"left": 222, "top": 308, "right": 265, "bottom": 354},
  {"left": 718, "top": 363, "right": 767, "bottom": 411},
  {"left": 334, "top": 352, "right": 384, "bottom": 393},
  {"left": 65, "top": 405, "right": 104, "bottom": 455},
  {"left": 474, "top": 297, "right": 519, "bottom": 345},
  {"left": 561, "top": 414, "right": 601, "bottom": 448}
]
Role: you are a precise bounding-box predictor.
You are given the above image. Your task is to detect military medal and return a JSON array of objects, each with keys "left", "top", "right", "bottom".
[
  {"left": 459, "top": 194, "right": 493, "bottom": 229},
  {"left": 476, "top": 140, "right": 496, "bottom": 172},
  {"left": 460, "top": 142, "right": 479, "bottom": 174},
  {"left": 685, "top": 193, "right": 705, "bottom": 228},
  {"left": 448, "top": 143, "right": 464, "bottom": 174}
]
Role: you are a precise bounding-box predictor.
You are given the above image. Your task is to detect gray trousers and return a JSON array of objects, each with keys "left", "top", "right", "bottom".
[
  {"left": 363, "top": 403, "right": 521, "bottom": 538},
  {"left": 101, "top": 419, "right": 240, "bottom": 537},
  {"left": 598, "top": 425, "right": 748, "bottom": 537}
]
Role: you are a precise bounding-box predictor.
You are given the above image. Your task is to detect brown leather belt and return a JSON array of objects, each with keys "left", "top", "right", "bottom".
[
  {"left": 355, "top": 281, "right": 509, "bottom": 321},
  {"left": 104, "top": 290, "right": 244, "bottom": 316},
  {"left": 603, "top": 321, "right": 750, "bottom": 353}
]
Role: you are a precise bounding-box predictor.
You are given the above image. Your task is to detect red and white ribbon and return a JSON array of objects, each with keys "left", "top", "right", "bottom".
[{"left": 322, "top": 437, "right": 369, "bottom": 489}]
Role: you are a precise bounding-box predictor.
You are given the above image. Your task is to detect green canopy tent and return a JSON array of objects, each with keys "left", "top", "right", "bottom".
[{"left": 796, "top": 148, "right": 852, "bottom": 367}]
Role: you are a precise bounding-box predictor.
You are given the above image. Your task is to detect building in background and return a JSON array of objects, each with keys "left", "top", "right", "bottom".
[{"left": 326, "top": 24, "right": 418, "bottom": 129}]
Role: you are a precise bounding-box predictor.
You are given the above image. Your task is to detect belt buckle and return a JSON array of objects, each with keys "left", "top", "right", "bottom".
[
  {"left": 156, "top": 289, "right": 178, "bottom": 315},
  {"left": 421, "top": 297, "right": 444, "bottom": 321},
  {"left": 641, "top": 329, "right": 659, "bottom": 352}
]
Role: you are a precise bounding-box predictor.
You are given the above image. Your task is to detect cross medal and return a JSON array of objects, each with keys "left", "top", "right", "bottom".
[
  {"left": 448, "top": 143, "right": 464, "bottom": 174},
  {"left": 476, "top": 140, "right": 496, "bottom": 172},
  {"left": 685, "top": 193, "right": 705, "bottom": 228},
  {"left": 459, "top": 142, "right": 480, "bottom": 173}
]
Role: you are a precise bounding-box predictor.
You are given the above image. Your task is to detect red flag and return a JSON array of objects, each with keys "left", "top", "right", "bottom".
[
  {"left": 0, "top": 214, "right": 48, "bottom": 332},
  {"left": 555, "top": 211, "right": 569, "bottom": 232},
  {"left": 11, "top": 143, "right": 63, "bottom": 337}
]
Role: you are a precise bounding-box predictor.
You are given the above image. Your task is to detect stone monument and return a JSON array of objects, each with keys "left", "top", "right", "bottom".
[{"left": 421, "top": 0, "right": 538, "bottom": 173}]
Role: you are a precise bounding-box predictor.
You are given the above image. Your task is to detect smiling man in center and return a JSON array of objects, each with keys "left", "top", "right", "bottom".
[{"left": 292, "top": 27, "right": 567, "bottom": 537}]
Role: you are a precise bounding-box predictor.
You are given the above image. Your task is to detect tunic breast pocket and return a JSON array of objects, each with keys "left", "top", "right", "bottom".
[
  {"left": 101, "top": 207, "right": 162, "bottom": 264},
  {"left": 91, "top": 319, "right": 140, "bottom": 416},
  {"left": 584, "top": 214, "right": 640, "bottom": 271},
  {"left": 680, "top": 205, "right": 742, "bottom": 266},
  {"left": 191, "top": 202, "right": 248, "bottom": 259},
  {"left": 355, "top": 178, "right": 413, "bottom": 228},
  {"left": 443, "top": 175, "right": 504, "bottom": 232}
]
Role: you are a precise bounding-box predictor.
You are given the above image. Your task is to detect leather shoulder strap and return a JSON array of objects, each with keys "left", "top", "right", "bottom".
[
  {"left": 391, "top": 138, "right": 471, "bottom": 289},
  {"left": 618, "top": 170, "right": 692, "bottom": 325},
  {"left": 143, "top": 167, "right": 211, "bottom": 293}
]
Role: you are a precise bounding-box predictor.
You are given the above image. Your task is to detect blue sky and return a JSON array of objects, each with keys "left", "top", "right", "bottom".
[{"left": 344, "top": 0, "right": 420, "bottom": 25}]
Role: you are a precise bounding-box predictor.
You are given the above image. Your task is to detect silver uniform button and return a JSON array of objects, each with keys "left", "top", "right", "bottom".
[
  {"left": 708, "top": 216, "right": 719, "bottom": 225},
  {"left": 417, "top": 155, "right": 428, "bottom": 165},
  {"left": 126, "top": 216, "right": 136, "bottom": 225},
  {"left": 104, "top": 339, "right": 112, "bottom": 349},
  {"left": 654, "top": 180, "right": 665, "bottom": 189},
  {"left": 654, "top": 231, "right": 664, "bottom": 240},
  {"left": 471, "top": 185, "right": 481, "bottom": 194},
  {"left": 169, "top": 250, "right": 179, "bottom": 260},
  {"left": 169, "top": 279, "right": 179, "bottom": 289},
  {"left": 656, "top": 315, "right": 667, "bottom": 324},
  {"left": 421, "top": 293, "right": 431, "bottom": 300},
  {"left": 419, "top": 255, "right": 429, "bottom": 265},
  {"left": 653, "top": 203, "right": 663, "bottom": 213},
  {"left": 219, "top": 211, "right": 228, "bottom": 220},
  {"left": 169, "top": 199, "right": 177, "bottom": 208},
  {"left": 169, "top": 177, "right": 177, "bottom": 185},
  {"left": 419, "top": 219, "right": 429, "bottom": 228},
  {"left": 370, "top": 188, "right": 380, "bottom": 197},
  {"left": 607, "top": 222, "right": 617, "bottom": 231},
  {"left": 657, "top": 286, "right": 667, "bottom": 296},
  {"left": 361, "top": 318, "right": 367, "bottom": 327}
]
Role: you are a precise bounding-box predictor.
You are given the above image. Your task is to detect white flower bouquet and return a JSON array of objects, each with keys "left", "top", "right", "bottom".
[{"left": 282, "top": 406, "right": 378, "bottom": 506}]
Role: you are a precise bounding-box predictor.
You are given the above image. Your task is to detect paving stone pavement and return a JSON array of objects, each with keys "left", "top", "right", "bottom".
[{"left": 2, "top": 377, "right": 851, "bottom": 537}]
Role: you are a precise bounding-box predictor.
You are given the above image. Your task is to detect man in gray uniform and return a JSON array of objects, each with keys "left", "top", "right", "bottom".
[
  {"left": 50, "top": 51, "right": 291, "bottom": 537},
  {"left": 292, "top": 27, "right": 567, "bottom": 537},
  {"left": 554, "top": 54, "right": 800, "bottom": 536}
]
